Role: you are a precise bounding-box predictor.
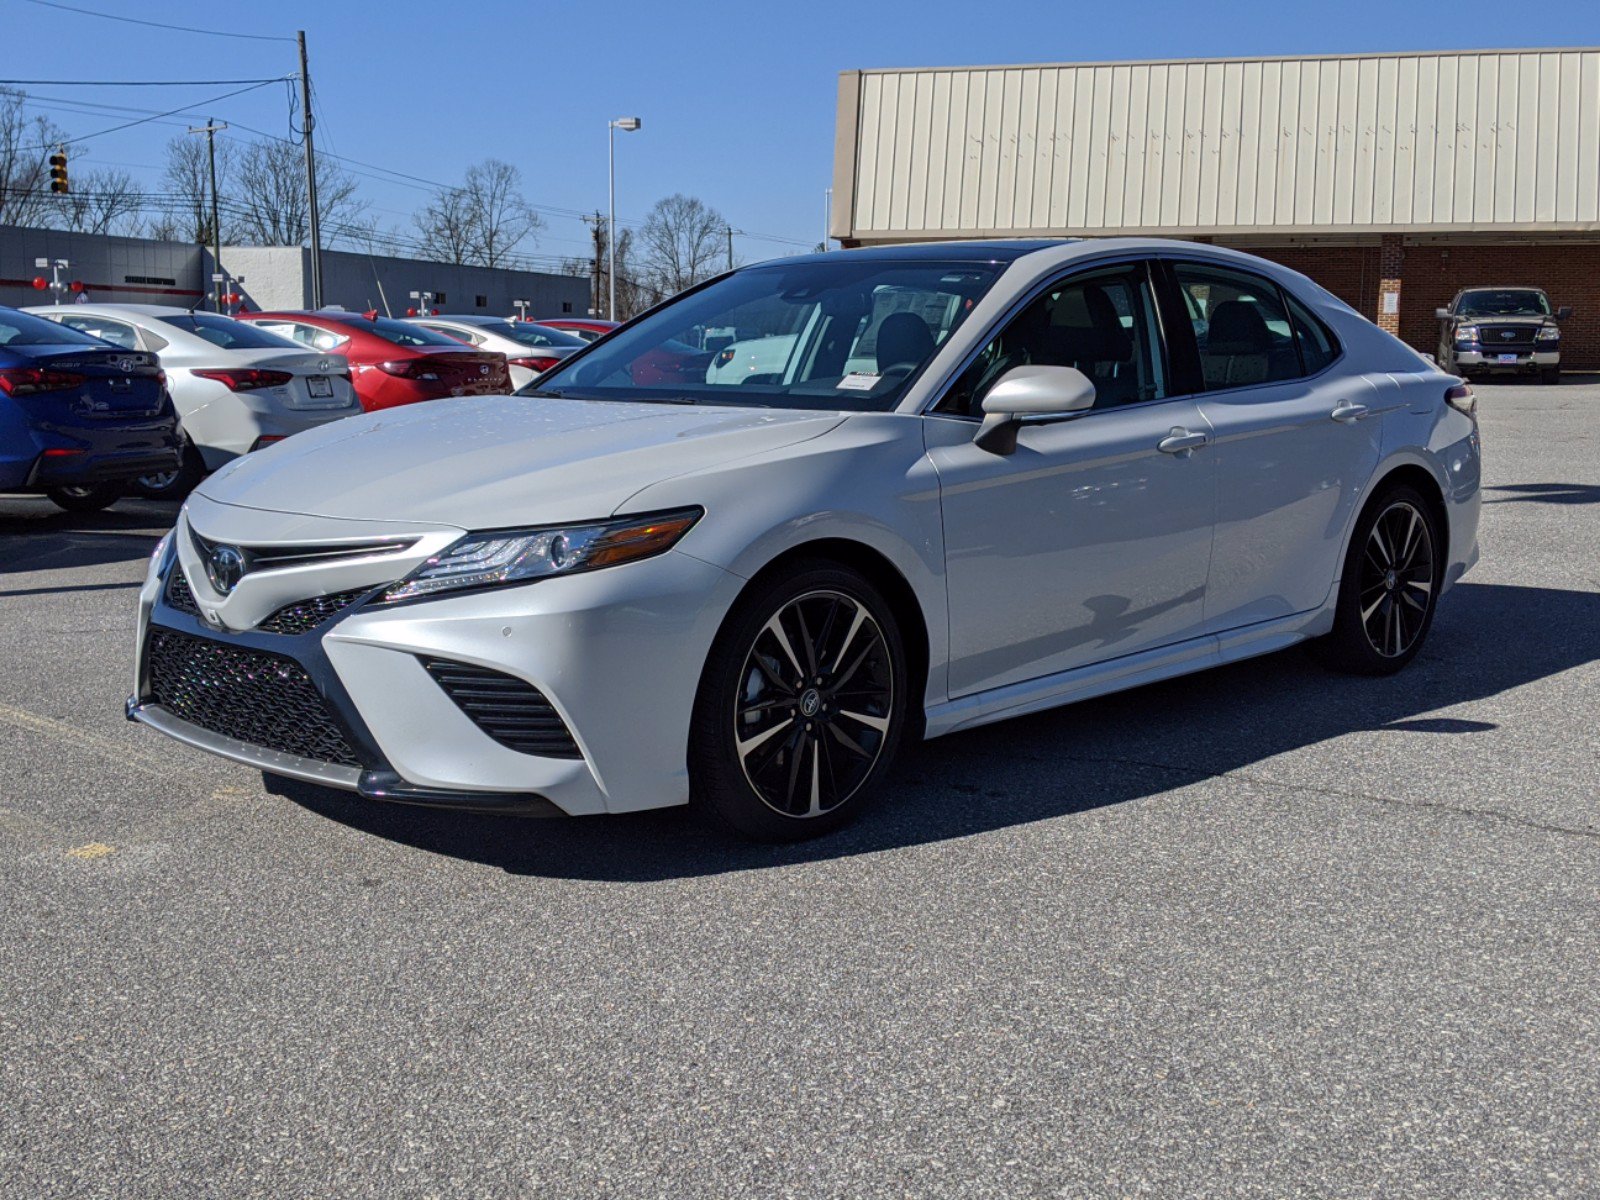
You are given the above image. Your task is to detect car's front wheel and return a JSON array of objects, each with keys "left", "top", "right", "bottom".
[
  {"left": 1312, "top": 484, "right": 1442, "bottom": 675},
  {"left": 690, "top": 561, "right": 909, "bottom": 841}
]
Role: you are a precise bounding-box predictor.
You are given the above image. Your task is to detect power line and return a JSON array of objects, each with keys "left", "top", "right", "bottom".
[
  {"left": 28, "top": 79, "right": 290, "bottom": 151},
  {"left": 0, "top": 78, "right": 291, "bottom": 86},
  {"left": 17, "top": 0, "right": 296, "bottom": 42}
]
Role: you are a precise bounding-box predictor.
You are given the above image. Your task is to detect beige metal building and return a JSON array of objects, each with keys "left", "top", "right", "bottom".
[{"left": 831, "top": 48, "right": 1600, "bottom": 365}]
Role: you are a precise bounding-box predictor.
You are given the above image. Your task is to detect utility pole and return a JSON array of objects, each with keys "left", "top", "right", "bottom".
[
  {"left": 188, "top": 119, "right": 227, "bottom": 310},
  {"left": 726, "top": 225, "right": 734, "bottom": 272},
  {"left": 582, "top": 213, "right": 604, "bottom": 317},
  {"left": 297, "top": 30, "right": 323, "bottom": 309}
]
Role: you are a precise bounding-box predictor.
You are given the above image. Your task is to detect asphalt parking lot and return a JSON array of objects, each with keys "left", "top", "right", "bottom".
[{"left": 2, "top": 379, "right": 1597, "bottom": 1198}]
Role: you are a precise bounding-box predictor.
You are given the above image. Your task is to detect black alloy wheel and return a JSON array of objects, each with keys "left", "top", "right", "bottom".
[
  {"left": 1312, "top": 484, "right": 1442, "bottom": 676},
  {"left": 692, "top": 562, "right": 908, "bottom": 840}
]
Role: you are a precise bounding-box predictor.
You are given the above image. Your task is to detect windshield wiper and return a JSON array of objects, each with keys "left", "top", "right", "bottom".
[{"left": 516, "top": 387, "right": 565, "bottom": 398}]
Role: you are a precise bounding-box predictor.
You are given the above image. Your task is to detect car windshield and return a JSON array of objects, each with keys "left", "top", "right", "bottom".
[
  {"left": 499, "top": 322, "right": 586, "bottom": 349},
  {"left": 0, "top": 309, "right": 108, "bottom": 346},
  {"left": 157, "top": 312, "right": 301, "bottom": 350},
  {"left": 526, "top": 259, "right": 1002, "bottom": 411},
  {"left": 1457, "top": 289, "right": 1551, "bottom": 317}
]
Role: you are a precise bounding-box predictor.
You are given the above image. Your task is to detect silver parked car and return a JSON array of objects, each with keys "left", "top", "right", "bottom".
[
  {"left": 129, "top": 240, "right": 1481, "bottom": 841},
  {"left": 405, "top": 315, "right": 585, "bottom": 390},
  {"left": 28, "top": 304, "right": 361, "bottom": 498}
]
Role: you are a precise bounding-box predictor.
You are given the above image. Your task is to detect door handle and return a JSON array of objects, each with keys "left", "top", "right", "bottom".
[
  {"left": 1330, "top": 401, "right": 1370, "bottom": 424},
  {"left": 1158, "top": 428, "right": 1209, "bottom": 456}
]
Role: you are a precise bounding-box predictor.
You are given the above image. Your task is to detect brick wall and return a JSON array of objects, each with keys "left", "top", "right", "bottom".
[{"left": 1239, "top": 240, "right": 1600, "bottom": 370}]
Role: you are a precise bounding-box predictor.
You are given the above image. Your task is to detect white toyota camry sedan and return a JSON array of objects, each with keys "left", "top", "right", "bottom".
[{"left": 129, "top": 239, "right": 1481, "bottom": 840}]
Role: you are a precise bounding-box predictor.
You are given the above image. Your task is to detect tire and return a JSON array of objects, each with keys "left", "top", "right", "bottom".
[
  {"left": 132, "top": 441, "right": 205, "bottom": 501},
  {"left": 45, "top": 483, "right": 124, "bottom": 513},
  {"left": 1311, "top": 484, "right": 1442, "bottom": 676},
  {"left": 1540, "top": 367, "right": 1560, "bottom": 386},
  {"left": 689, "top": 560, "right": 910, "bottom": 841}
]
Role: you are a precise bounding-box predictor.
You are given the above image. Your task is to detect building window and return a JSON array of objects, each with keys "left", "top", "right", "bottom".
[
  {"left": 475, "top": 294, "right": 487, "bottom": 308},
  {"left": 561, "top": 301, "right": 573, "bottom": 313},
  {"left": 434, "top": 292, "right": 446, "bottom": 304}
]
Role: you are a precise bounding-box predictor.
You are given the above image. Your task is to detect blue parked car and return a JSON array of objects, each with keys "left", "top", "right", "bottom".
[{"left": 0, "top": 305, "right": 179, "bottom": 512}]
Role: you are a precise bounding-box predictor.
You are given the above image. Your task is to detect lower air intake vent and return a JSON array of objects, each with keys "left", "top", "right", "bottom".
[
  {"left": 165, "top": 567, "right": 200, "bottom": 615},
  {"left": 257, "top": 588, "right": 371, "bottom": 635},
  {"left": 145, "top": 627, "right": 361, "bottom": 767},
  {"left": 420, "top": 657, "right": 581, "bottom": 759}
]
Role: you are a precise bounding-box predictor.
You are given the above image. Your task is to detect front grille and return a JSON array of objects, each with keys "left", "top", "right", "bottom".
[
  {"left": 165, "top": 567, "right": 200, "bottom": 615},
  {"left": 1477, "top": 324, "right": 1537, "bottom": 346},
  {"left": 145, "top": 627, "right": 361, "bottom": 767},
  {"left": 257, "top": 588, "right": 371, "bottom": 635},
  {"left": 420, "top": 657, "right": 581, "bottom": 759}
]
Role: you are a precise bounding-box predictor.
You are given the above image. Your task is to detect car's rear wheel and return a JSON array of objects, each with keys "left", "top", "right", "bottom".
[
  {"left": 132, "top": 441, "right": 206, "bottom": 501},
  {"left": 690, "top": 561, "right": 909, "bottom": 841},
  {"left": 1311, "top": 484, "right": 1441, "bottom": 675},
  {"left": 45, "top": 483, "right": 123, "bottom": 513}
]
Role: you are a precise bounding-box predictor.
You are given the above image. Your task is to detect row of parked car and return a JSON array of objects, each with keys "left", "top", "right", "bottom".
[{"left": 0, "top": 304, "right": 618, "bottom": 511}]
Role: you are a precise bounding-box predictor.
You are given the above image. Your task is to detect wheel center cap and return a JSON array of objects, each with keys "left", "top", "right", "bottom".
[
  {"left": 799, "top": 688, "right": 822, "bottom": 718},
  {"left": 1384, "top": 569, "right": 1397, "bottom": 591}
]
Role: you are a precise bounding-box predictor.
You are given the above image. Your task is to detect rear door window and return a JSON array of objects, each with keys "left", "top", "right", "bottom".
[
  {"left": 58, "top": 314, "right": 140, "bottom": 350},
  {"left": 1172, "top": 263, "right": 1304, "bottom": 389}
]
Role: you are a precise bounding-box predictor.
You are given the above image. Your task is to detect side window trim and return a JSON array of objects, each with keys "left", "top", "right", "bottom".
[{"left": 922, "top": 254, "right": 1176, "bottom": 421}]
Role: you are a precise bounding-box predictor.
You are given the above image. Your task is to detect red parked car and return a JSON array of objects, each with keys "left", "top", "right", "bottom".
[
  {"left": 536, "top": 318, "right": 619, "bottom": 343},
  {"left": 240, "top": 311, "right": 510, "bottom": 411}
]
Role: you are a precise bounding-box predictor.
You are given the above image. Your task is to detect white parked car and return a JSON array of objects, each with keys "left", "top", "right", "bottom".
[
  {"left": 405, "top": 315, "right": 585, "bottom": 390},
  {"left": 129, "top": 240, "right": 1481, "bottom": 841},
  {"left": 27, "top": 304, "right": 360, "bottom": 499}
]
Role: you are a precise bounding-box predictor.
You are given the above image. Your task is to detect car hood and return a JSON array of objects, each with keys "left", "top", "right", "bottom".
[{"left": 195, "top": 395, "right": 846, "bottom": 527}]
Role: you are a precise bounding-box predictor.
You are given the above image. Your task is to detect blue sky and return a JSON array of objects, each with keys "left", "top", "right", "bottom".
[{"left": 11, "top": 0, "right": 1600, "bottom": 268}]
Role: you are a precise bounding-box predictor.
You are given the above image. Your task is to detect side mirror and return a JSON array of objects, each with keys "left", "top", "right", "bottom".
[
  {"left": 1557, "top": 305, "right": 1574, "bottom": 321},
  {"left": 975, "top": 365, "right": 1096, "bottom": 454},
  {"left": 1434, "top": 307, "right": 1452, "bottom": 321}
]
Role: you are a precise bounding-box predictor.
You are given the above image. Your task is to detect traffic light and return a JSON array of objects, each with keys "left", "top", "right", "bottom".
[{"left": 48, "top": 149, "right": 68, "bottom": 194}]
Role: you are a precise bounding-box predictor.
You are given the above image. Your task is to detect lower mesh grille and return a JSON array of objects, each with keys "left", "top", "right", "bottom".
[
  {"left": 145, "top": 627, "right": 361, "bottom": 767},
  {"left": 257, "top": 588, "right": 371, "bottom": 635},
  {"left": 165, "top": 567, "right": 200, "bottom": 615},
  {"left": 420, "top": 657, "right": 581, "bottom": 759}
]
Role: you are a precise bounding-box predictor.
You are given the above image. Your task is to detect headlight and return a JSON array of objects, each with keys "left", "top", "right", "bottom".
[
  {"left": 1536, "top": 324, "right": 1560, "bottom": 342},
  {"left": 379, "top": 507, "right": 703, "bottom": 603},
  {"left": 1455, "top": 325, "right": 1480, "bottom": 343}
]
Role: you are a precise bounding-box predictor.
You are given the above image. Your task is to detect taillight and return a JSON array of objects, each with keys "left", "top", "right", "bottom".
[
  {"left": 194, "top": 368, "right": 294, "bottom": 392},
  {"left": 509, "top": 356, "right": 560, "bottom": 373},
  {"left": 378, "top": 359, "right": 442, "bottom": 381},
  {"left": 1445, "top": 381, "right": 1477, "bottom": 419},
  {"left": 0, "top": 367, "right": 85, "bottom": 396}
]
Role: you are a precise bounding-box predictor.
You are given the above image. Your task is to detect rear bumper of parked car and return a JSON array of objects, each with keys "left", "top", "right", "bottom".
[
  {"left": 0, "top": 402, "right": 180, "bottom": 491},
  {"left": 128, "top": 526, "right": 743, "bottom": 817},
  {"left": 185, "top": 392, "right": 361, "bottom": 470}
]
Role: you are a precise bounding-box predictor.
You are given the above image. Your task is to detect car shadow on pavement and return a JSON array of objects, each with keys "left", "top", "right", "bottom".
[
  {"left": 269, "top": 580, "right": 1600, "bottom": 881},
  {"left": 1484, "top": 482, "right": 1600, "bottom": 506},
  {"left": 0, "top": 500, "right": 178, "bottom": 576}
]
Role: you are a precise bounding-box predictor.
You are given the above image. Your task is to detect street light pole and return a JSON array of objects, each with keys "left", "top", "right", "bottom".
[
  {"left": 607, "top": 116, "right": 641, "bottom": 321},
  {"left": 188, "top": 119, "right": 228, "bottom": 310}
]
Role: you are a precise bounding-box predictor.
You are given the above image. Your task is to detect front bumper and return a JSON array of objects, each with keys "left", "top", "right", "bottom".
[
  {"left": 1453, "top": 348, "right": 1558, "bottom": 372},
  {"left": 129, "top": 505, "right": 742, "bottom": 816}
]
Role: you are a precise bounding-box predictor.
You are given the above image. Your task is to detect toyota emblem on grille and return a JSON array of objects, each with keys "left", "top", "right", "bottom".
[{"left": 205, "top": 544, "right": 246, "bottom": 595}]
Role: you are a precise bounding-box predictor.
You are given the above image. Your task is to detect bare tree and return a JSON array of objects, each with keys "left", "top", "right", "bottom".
[
  {"left": 639, "top": 193, "right": 729, "bottom": 297},
  {"left": 413, "top": 185, "right": 477, "bottom": 265},
  {"left": 413, "top": 158, "right": 543, "bottom": 268},
  {"left": 0, "top": 87, "right": 66, "bottom": 226},
  {"left": 162, "top": 133, "right": 235, "bottom": 244},
  {"left": 231, "top": 138, "right": 363, "bottom": 247},
  {"left": 59, "top": 168, "right": 142, "bottom": 235}
]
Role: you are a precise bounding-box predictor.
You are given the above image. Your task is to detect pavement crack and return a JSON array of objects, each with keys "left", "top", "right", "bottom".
[{"left": 1055, "top": 751, "right": 1600, "bottom": 843}]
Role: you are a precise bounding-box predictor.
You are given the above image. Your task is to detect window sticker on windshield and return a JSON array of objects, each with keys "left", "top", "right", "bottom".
[{"left": 837, "top": 372, "right": 880, "bottom": 391}]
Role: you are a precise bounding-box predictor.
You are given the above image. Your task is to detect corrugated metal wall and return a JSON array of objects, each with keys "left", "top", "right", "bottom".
[{"left": 835, "top": 50, "right": 1600, "bottom": 240}]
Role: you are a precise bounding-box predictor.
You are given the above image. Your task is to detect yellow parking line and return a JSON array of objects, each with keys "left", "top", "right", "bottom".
[{"left": 0, "top": 701, "right": 173, "bottom": 781}]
